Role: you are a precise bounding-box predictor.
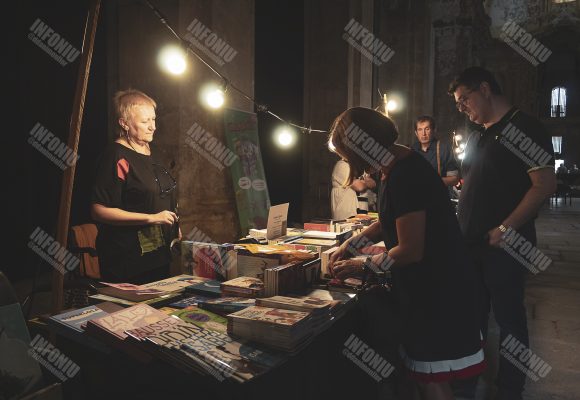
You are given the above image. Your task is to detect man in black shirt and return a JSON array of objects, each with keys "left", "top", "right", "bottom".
[
  {"left": 448, "top": 67, "right": 556, "bottom": 400},
  {"left": 411, "top": 115, "right": 459, "bottom": 190}
]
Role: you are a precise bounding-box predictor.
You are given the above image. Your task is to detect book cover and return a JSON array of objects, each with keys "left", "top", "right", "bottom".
[
  {"left": 171, "top": 306, "right": 228, "bottom": 333},
  {"left": 184, "top": 280, "right": 222, "bottom": 298},
  {"left": 139, "top": 318, "right": 284, "bottom": 380},
  {"left": 321, "top": 246, "right": 340, "bottom": 278},
  {"left": 197, "top": 297, "right": 255, "bottom": 316},
  {"left": 96, "top": 282, "right": 165, "bottom": 302},
  {"left": 49, "top": 302, "right": 124, "bottom": 333},
  {"left": 255, "top": 296, "right": 332, "bottom": 313},
  {"left": 86, "top": 304, "right": 169, "bottom": 340},
  {"left": 303, "top": 222, "right": 331, "bottom": 232},
  {"left": 221, "top": 277, "right": 264, "bottom": 296},
  {"left": 169, "top": 295, "right": 211, "bottom": 309},
  {"left": 140, "top": 274, "right": 207, "bottom": 293},
  {"left": 181, "top": 241, "right": 236, "bottom": 281},
  {"left": 228, "top": 306, "right": 310, "bottom": 327}
]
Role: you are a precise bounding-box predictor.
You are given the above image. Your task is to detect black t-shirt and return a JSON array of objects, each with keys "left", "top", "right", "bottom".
[
  {"left": 457, "top": 107, "right": 554, "bottom": 242},
  {"left": 91, "top": 143, "right": 177, "bottom": 280},
  {"left": 378, "top": 151, "right": 480, "bottom": 361}
]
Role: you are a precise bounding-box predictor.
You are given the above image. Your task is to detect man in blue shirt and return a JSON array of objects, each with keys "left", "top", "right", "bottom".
[{"left": 411, "top": 116, "right": 459, "bottom": 192}]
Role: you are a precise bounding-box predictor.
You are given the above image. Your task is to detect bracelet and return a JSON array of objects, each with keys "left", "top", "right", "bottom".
[{"left": 498, "top": 224, "right": 508, "bottom": 233}]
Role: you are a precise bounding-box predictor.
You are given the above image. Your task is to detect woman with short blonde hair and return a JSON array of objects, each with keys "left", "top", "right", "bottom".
[{"left": 91, "top": 89, "right": 179, "bottom": 284}]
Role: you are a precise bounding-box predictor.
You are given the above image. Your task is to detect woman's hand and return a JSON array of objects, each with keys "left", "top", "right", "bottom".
[
  {"left": 331, "top": 258, "right": 365, "bottom": 280},
  {"left": 328, "top": 239, "right": 353, "bottom": 277},
  {"left": 149, "top": 210, "right": 178, "bottom": 225}
]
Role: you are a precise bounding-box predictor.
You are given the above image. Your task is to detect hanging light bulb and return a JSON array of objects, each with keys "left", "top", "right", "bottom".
[
  {"left": 200, "top": 82, "right": 227, "bottom": 109},
  {"left": 274, "top": 126, "right": 296, "bottom": 149},
  {"left": 158, "top": 45, "right": 187, "bottom": 75},
  {"left": 206, "top": 88, "right": 225, "bottom": 109}
]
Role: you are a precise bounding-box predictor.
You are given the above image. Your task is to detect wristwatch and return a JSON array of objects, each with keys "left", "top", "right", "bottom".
[
  {"left": 360, "top": 256, "right": 372, "bottom": 272},
  {"left": 498, "top": 224, "right": 508, "bottom": 233}
]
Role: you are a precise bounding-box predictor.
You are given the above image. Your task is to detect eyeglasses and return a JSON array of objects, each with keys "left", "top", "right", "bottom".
[
  {"left": 455, "top": 89, "right": 477, "bottom": 111},
  {"left": 152, "top": 163, "right": 177, "bottom": 198}
]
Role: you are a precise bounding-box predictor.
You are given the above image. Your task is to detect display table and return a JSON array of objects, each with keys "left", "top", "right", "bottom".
[{"left": 35, "top": 289, "right": 401, "bottom": 400}]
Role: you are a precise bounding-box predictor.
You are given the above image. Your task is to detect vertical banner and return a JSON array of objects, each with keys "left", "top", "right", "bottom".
[{"left": 224, "top": 108, "right": 271, "bottom": 235}]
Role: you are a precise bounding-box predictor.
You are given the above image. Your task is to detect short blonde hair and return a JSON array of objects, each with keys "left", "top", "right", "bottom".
[{"left": 113, "top": 89, "right": 157, "bottom": 134}]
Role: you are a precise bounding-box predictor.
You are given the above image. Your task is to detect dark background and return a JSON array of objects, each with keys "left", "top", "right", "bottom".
[{"left": 21, "top": 0, "right": 305, "bottom": 282}]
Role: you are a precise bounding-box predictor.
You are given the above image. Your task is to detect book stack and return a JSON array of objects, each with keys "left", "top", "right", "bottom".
[
  {"left": 302, "top": 229, "right": 352, "bottom": 244},
  {"left": 255, "top": 296, "right": 333, "bottom": 332},
  {"left": 227, "top": 306, "right": 314, "bottom": 353},
  {"left": 91, "top": 275, "right": 207, "bottom": 306},
  {"left": 304, "top": 219, "right": 362, "bottom": 234},
  {"left": 301, "top": 288, "right": 356, "bottom": 320},
  {"left": 289, "top": 237, "right": 338, "bottom": 251},
  {"left": 95, "top": 282, "right": 166, "bottom": 302},
  {"left": 220, "top": 277, "right": 264, "bottom": 298},
  {"left": 85, "top": 304, "right": 170, "bottom": 361},
  {"left": 247, "top": 228, "right": 304, "bottom": 244},
  {"left": 263, "top": 258, "right": 319, "bottom": 297},
  {"left": 126, "top": 315, "right": 285, "bottom": 382}
]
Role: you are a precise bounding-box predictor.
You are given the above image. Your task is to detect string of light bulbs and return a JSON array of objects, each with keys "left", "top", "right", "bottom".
[{"left": 144, "top": 0, "right": 328, "bottom": 135}]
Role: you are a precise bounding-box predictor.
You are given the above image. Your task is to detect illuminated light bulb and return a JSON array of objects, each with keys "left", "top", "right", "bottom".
[
  {"left": 206, "top": 89, "right": 225, "bottom": 109},
  {"left": 387, "top": 100, "right": 398, "bottom": 111},
  {"left": 455, "top": 134, "right": 463, "bottom": 141},
  {"left": 158, "top": 45, "right": 186, "bottom": 75},
  {"left": 459, "top": 143, "right": 466, "bottom": 150},
  {"left": 458, "top": 152, "right": 465, "bottom": 160},
  {"left": 455, "top": 147, "right": 462, "bottom": 154},
  {"left": 275, "top": 126, "right": 296, "bottom": 149}
]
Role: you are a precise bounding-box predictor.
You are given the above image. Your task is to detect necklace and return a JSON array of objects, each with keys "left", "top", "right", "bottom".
[{"left": 126, "top": 137, "right": 150, "bottom": 155}]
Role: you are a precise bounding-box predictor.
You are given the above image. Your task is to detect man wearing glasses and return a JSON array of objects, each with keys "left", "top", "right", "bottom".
[
  {"left": 91, "top": 89, "right": 180, "bottom": 284},
  {"left": 448, "top": 67, "right": 556, "bottom": 400}
]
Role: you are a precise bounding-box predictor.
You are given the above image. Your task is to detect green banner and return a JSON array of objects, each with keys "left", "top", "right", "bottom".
[{"left": 224, "top": 108, "right": 271, "bottom": 235}]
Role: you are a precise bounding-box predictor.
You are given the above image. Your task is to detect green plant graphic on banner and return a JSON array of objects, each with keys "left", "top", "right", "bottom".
[{"left": 224, "top": 108, "right": 271, "bottom": 234}]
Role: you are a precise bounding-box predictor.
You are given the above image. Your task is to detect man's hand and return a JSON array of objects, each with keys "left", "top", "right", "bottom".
[{"left": 488, "top": 226, "right": 504, "bottom": 247}]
